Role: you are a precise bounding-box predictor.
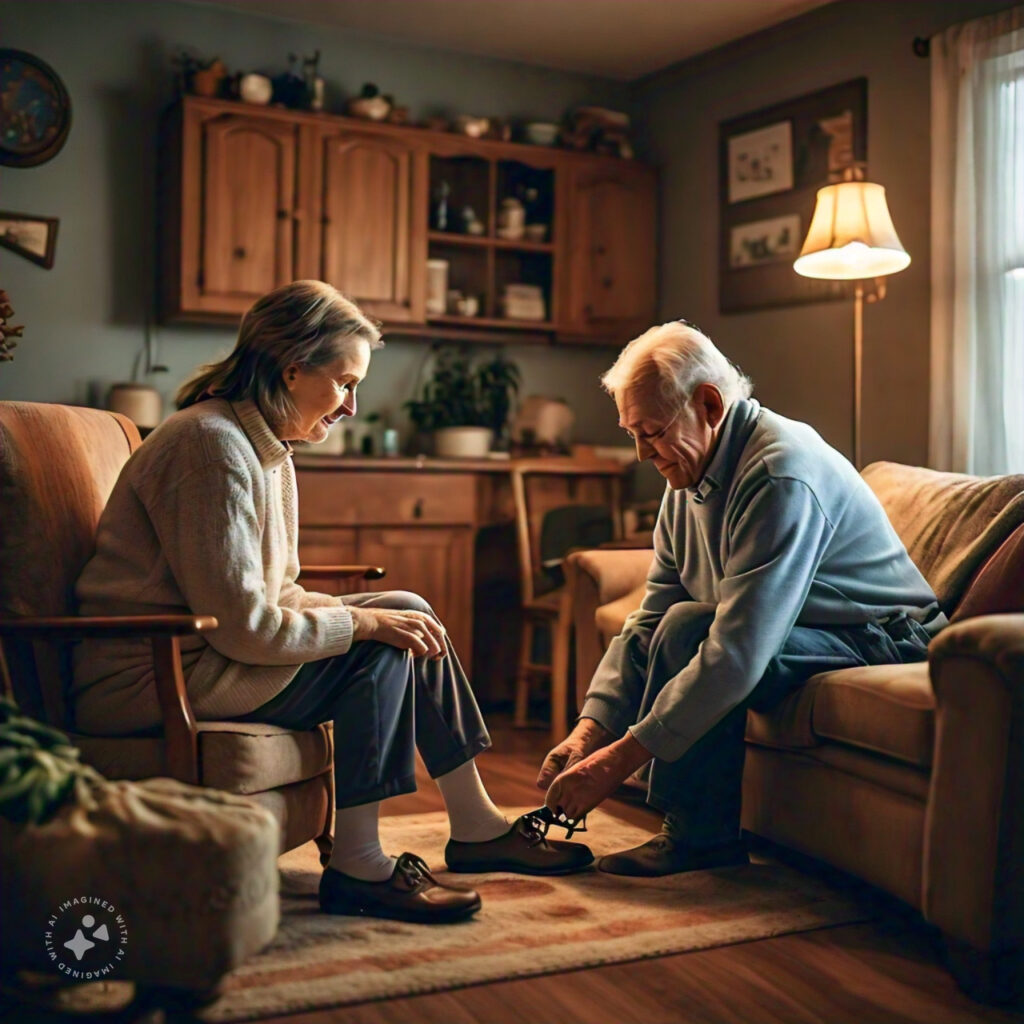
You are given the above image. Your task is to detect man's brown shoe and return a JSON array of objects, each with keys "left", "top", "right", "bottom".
[
  {"left": 319, "top": 852, "right": 481, "bottom": 923},
  {"left": 445, "top": 811, "right": 594, "bottom": 875},
  {"left": 598, "top": 834, "right": 748, "bottom": 877}
]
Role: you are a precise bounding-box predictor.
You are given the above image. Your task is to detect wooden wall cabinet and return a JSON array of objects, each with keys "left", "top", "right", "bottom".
[
  {"left": 159, "top": 102, "right": 301, "bottom": 320},
  {"left": 159, "top": 97, "right": 657, "bottom": 342},
  {"left": 557, "top": 159, "right": 658, "bottom": 342},
  {"left": 301, "top": 127, "right": 428, "bottom": 322}
]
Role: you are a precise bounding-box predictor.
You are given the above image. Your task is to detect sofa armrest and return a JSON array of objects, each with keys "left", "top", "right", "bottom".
[
  {"left": 564, "top": 548, "right": 652, "bottom": 710},
  {"left": 923, "top": 614, "right": 1024, "bottom": 958}
]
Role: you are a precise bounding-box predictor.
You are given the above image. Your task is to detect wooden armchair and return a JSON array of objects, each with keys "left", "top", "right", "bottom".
[{"left": 0, "top": 401, "right": 383, "bottom": 865}]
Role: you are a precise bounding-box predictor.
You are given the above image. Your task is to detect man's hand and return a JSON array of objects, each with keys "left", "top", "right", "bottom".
[
  {"left": 544, "top": 733, "right": 653, "bottom": 820},
  {"left": 349, "top": 605, "right": 447, "bottom": 660},
  {"left": 536, "top": 718, "right": 615, "bottom": 790}
]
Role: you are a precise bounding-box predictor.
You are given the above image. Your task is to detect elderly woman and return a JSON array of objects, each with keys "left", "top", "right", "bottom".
[{"left": 73, "top": 281, "right": 591, "bottom": 924}]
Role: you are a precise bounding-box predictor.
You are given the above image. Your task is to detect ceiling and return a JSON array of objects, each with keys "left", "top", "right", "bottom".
[{"left": 186, "top": 0, "right": 838, "bottom": 81}]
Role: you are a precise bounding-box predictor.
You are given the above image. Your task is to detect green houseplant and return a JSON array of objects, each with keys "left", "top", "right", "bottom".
[{"left": 404, "top": 346, "right": 520, "bottom": 456}]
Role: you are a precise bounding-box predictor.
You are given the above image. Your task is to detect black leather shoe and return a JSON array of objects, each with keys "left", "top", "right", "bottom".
[
  {"left": 319, "top": 852, "right": 481, "bottom": 923},
  {"left": 446, "top": 811, "right": 594, "bottom": 875},
  {"left": 598, "top": 833, "right": 748, "bottom": 877}
]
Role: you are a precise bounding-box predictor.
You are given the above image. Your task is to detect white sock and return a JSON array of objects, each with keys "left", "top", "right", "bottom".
[
  {"left": 436, "top": 759, "right": 510, "bottom": 843},
  {"left": 328, "top": 802, "right": 397, "bottom": 881}
]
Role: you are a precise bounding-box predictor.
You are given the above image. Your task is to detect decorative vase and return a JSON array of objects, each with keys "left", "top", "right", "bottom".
[{"left": 433, "top": 426, "right": 493, "bottom": 458}]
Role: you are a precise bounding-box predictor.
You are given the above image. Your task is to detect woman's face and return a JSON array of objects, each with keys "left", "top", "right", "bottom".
[{"left": 281, "top": 337, "right": 372, "bottom": 443}]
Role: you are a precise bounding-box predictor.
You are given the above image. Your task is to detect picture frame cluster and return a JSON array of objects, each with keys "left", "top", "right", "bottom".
[{"left": 718, "top": 78, "right": 867, "bottom": 313}]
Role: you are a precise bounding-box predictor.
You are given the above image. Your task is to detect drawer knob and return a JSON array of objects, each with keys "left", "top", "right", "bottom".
[{"left": 412, "top": 498, "right": 424, "bottom": 519}]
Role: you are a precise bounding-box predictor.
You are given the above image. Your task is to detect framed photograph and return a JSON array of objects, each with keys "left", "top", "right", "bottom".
[
  {"left": 729, "top": 215, "right": 801, "bottom": 268},
  {"left": 0, "top": 211, "right": 58, "bottom": 268},
  {"left": 727, "top": 121, "right": 793, "bottom": 203},
  {"left": 719, "top": 78, "right": 867, "bottom": 313}
]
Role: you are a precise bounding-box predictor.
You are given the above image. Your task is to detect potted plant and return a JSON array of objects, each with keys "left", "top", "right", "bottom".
[{"left": 404, "top": 346, "right": 520, "bottom": 457}]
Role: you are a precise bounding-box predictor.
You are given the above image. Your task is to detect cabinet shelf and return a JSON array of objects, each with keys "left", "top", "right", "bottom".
[
  {"left": 428, "top": 231, "right": 554, "bottom": 254},
  {"left": 426, "top": 313, "right": 554, "bottom": 331}
]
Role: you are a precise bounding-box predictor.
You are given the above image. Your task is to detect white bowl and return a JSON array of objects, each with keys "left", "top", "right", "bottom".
[{"left": 524, "top": 122, "right": 559, "bottom": 146}]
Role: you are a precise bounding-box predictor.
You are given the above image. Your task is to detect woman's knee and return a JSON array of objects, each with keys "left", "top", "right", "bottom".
[{"left": 350, "top": 589, "right": 435, "bottom": 616}]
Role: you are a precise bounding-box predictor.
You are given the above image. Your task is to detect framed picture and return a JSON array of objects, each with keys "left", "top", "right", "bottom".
[
  {"left": 719, "top": 78, "right": 867, "bottom": 313},
  {"left": 727, "top": 121, "right": 793, "bottom": 203},
  {"left": 0, "top": 211, "right": 58, "bottom": 268},
  {"left": 729, "top": 214, "right": 801, "bottom": 268}
]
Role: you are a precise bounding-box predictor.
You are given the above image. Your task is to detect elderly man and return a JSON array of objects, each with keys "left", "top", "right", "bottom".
[{"left": 538, "top": 321, "right": 945, "bottom": 876}]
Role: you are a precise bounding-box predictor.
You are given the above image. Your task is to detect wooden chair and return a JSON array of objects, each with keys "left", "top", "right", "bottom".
[
  {"left": 510, "top": 461, "right": 622, "bottom": 742},
  {"left": 0, "top": 401, "right": 383, "bottom": 865}
]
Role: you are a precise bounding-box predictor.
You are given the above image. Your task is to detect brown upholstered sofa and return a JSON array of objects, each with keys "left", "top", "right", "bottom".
[{"left": 566, "top": 462, "right": 1024, "bottom": 998}]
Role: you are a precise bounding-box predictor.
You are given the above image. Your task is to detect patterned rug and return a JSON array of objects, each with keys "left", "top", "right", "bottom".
[{"left": 198, "top": 808, "right": 869, "bottom": 1022}]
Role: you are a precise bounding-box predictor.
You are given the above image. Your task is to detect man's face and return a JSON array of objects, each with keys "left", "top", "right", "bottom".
[{"left": 615, "top": 371, "right": 725, "bottom": 490}]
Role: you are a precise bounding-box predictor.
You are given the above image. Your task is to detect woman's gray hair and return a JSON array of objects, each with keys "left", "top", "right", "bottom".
[
  {"left": 601, "top": 320, "right": 753, "bottom": 406},
  {"left": 176, "top": 280, "right": 383, "bottom": 428}
]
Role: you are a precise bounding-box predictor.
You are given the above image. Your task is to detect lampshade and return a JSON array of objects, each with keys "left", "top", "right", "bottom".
[{"left": 793, "top": 181, "right": 910, "bottom": 280}]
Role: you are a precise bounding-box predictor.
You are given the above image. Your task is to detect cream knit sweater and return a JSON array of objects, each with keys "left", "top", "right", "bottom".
[{"left": 72, "top": 398, "right": 354, "bottom": 734}]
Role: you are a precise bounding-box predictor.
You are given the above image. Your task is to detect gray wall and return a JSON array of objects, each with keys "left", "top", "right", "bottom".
[
  {"left": 0, "top": 0, "right": 645, "bottom": 472},
  {"left": 634, "top": 0, "right": 1016, "bottom": 467}
]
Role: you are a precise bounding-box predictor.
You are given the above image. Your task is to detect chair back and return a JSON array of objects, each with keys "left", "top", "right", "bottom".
[
  {"left": 511, "top": 462, "right": 623, "bottom": 603},
  {"left": 861, "top": 461, "right": 1024, "bottom": 616},
  {"left": 0, "top": 401, "right": 141, "bottom": 722}
]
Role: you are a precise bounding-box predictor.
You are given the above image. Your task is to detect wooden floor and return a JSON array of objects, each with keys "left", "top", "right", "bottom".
[
  {"left": 3, "top": 719, "right": 1021, "bottom": 1024},
  {"left": 257, "top": 719, "right": 1023, "bottom": 1024}
]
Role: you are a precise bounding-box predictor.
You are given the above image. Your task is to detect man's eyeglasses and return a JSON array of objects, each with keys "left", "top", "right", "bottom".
[{"left": 622, "top": 409, "right": 681, "bottom": 446}]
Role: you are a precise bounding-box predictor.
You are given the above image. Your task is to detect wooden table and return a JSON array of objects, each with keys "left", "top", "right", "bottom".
[{"left": 294, "top": 454, "right": 627, "bottom": 708}]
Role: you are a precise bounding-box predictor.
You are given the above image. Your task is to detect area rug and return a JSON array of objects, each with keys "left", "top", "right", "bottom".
[{"left": 198, "top": 808, "right": 869, "bottom": 1022}]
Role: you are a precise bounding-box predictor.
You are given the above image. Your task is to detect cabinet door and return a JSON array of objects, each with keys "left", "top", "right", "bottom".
[
  {"left": 357, "top": 527, "right": 474, "bottom": 665},
  {"left": 559, "top": 161, "right": 657, "bottom": 341},
  {"left": 184, "top": 109, "right": 298, "bottom": 316},
  {"left": 313, "top": 129, "right": 427, "bottom": 322}
]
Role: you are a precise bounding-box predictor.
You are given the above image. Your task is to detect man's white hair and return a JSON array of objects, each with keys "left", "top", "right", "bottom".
[{"left": 601, "top": 321, "right": 753, "bottom": 406}]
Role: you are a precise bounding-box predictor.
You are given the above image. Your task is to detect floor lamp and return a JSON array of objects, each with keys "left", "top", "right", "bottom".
[{"left": 793, "top": 181, "right": 910, "bottom": 469}]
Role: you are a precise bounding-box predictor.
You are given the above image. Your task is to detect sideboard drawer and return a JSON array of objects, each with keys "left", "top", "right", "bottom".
[{"left": 297, "top": 470, "right": 476, "bottom": 526}]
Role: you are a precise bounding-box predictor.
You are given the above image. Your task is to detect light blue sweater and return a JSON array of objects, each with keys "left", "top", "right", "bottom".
[{"left": 580, "top": 398, "right": 944, "bottom": 762}]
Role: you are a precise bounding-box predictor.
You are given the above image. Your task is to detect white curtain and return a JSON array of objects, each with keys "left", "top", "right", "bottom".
[{"left": 930, "top": 5, "right": 1024, "bottom": 475}]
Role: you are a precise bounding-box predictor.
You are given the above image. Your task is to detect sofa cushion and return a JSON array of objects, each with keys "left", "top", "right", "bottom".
[
  {"left": 861, "top": 461, "right": 1024, "bottom": 615},
  {"left": 73, "top": 721, "right": 333, "bottom": 794},
  {"left": 951, "top": 521, "right": 1024, "bottom": 622},
  {"left": 809, "top": 662, "right": 935, "bottom": 768},
  {"left": 595, "top": 584, "right": 647, "bottom": 644}
]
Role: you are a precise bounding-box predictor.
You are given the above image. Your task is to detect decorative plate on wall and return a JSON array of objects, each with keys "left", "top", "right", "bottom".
[{"left": 0, "top": 49, "right": 71, "bottom": 168}]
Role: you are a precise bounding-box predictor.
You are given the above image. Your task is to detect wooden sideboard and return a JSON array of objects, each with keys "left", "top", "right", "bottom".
[
  {"left": 157, "top": 96, "right": 657, "bottom": 344},
  {"left": 294, "top": 454, "right": 626, "bottom": 703}
]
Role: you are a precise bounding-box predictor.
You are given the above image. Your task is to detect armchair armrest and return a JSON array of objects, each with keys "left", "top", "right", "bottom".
[
  {"left": 0, "top": 614, "right": 219, "bottom": 786},
  {"left": 0, "top": 614, "right": 217, "bottom": 639},
  {"left": 299, "top": 565, "right": 386, "bottom": 581},
  {"left": 569, "top": 548, "right": 653, "bottom": 607},
  {"left": 923, "top": 614, "right": 1024, "bottom": 971}
]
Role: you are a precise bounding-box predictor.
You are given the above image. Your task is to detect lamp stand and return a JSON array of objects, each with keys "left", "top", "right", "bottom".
[{"left": 853, "top": 282, "right": 863, "bottom": 470}]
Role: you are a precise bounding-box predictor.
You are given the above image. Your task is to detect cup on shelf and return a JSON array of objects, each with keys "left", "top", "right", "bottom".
[
  {"left": 524, "top": 223, "right": 548, "bottom": 243},
  {"left": 455, "top": 295, "right": 480, "bottom": 317},
  {"left": 426, "top": 259, "right": 449, "bottom": 314}
]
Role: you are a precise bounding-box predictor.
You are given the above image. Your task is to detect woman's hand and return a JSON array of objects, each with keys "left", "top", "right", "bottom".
[{"left": 349, "top": 605, "right": 447, "bottom": 660}]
